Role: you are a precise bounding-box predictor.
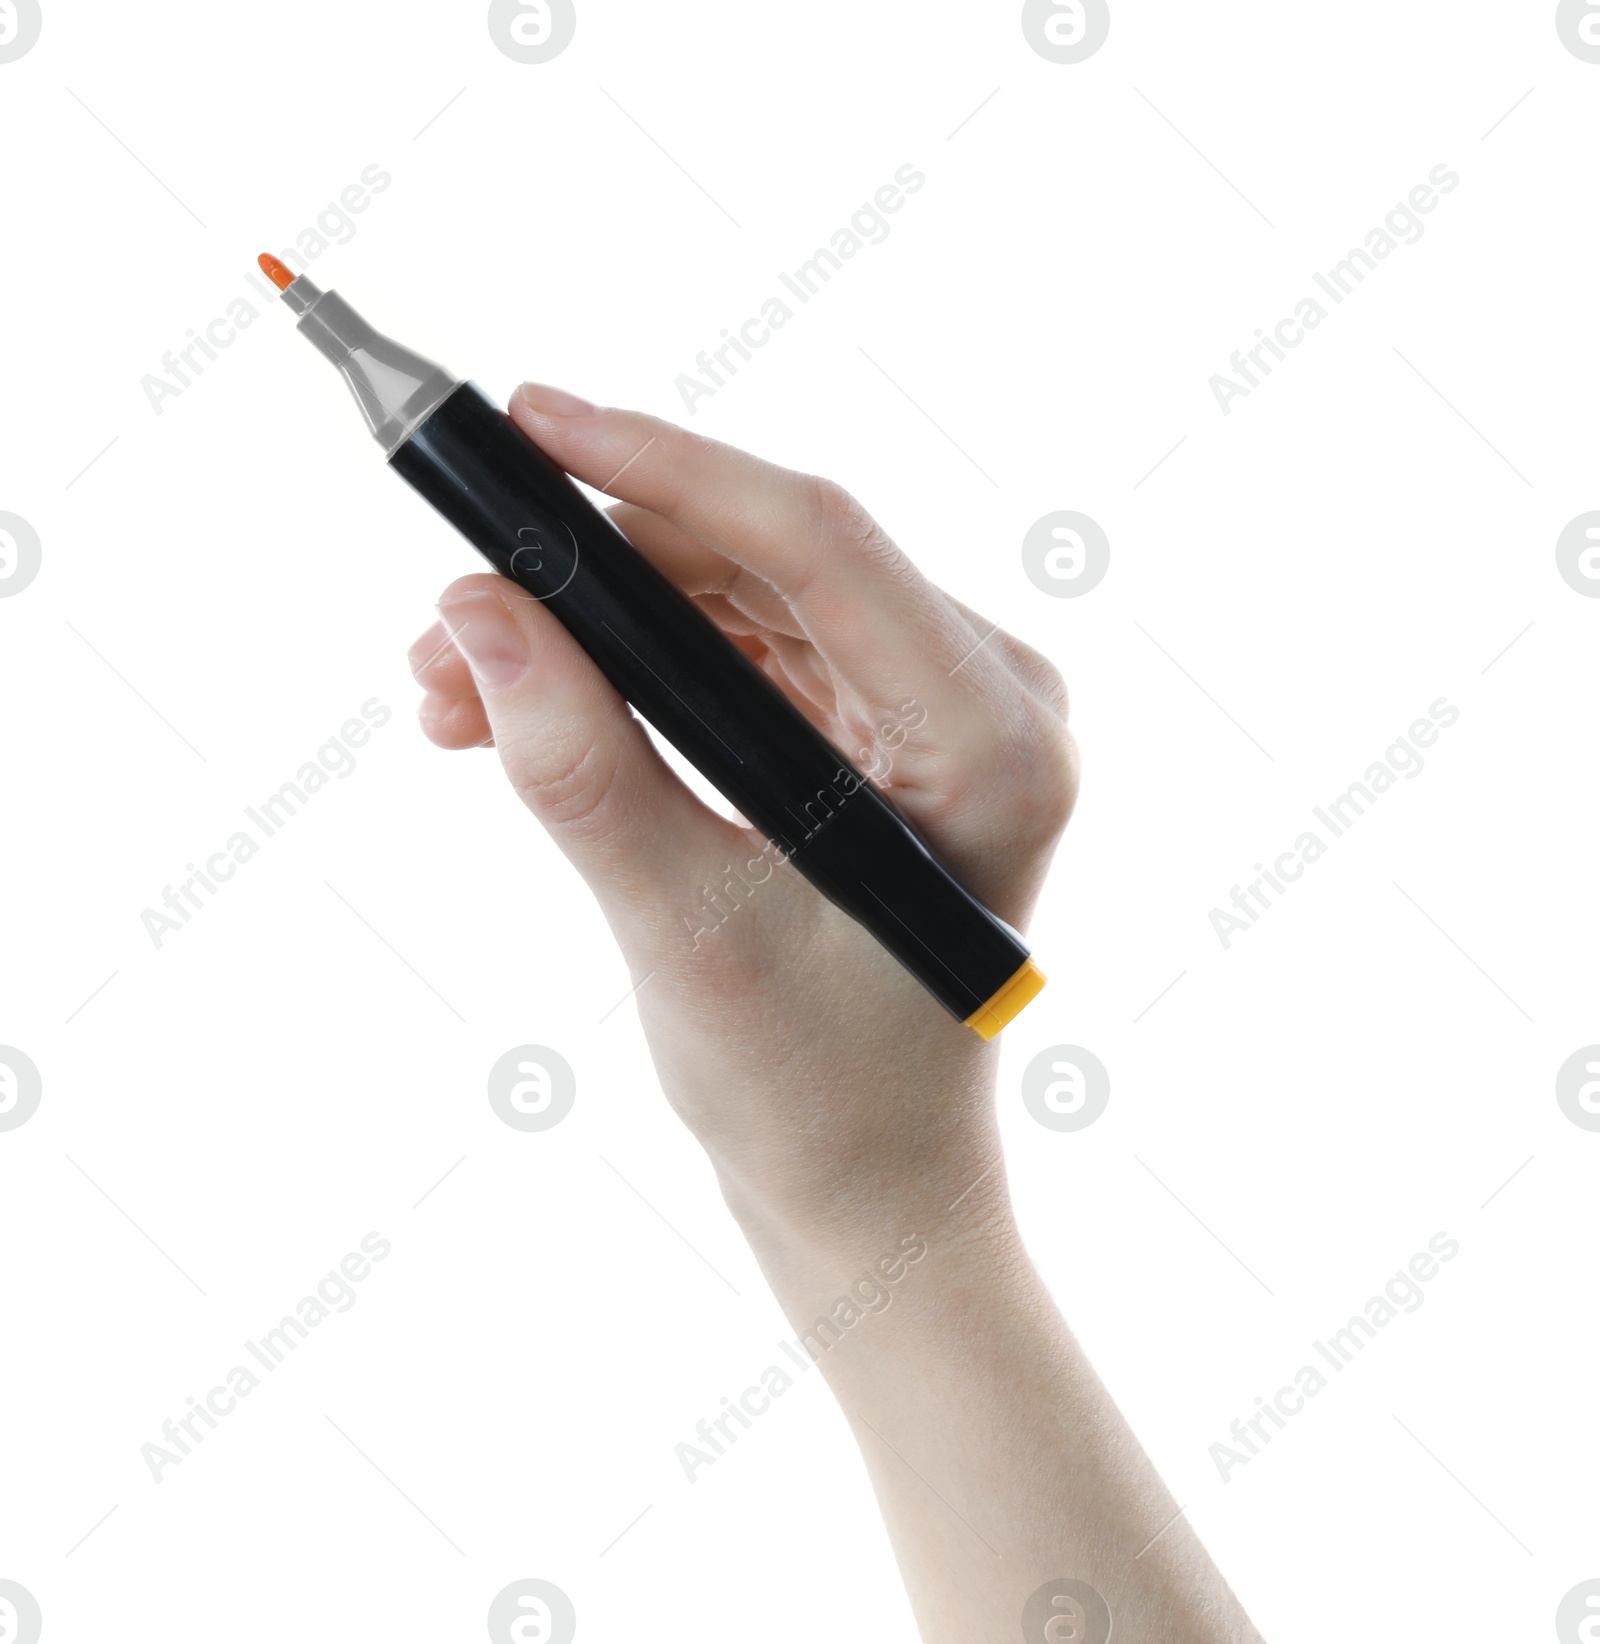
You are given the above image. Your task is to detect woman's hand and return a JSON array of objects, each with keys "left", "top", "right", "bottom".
[
  {"left": 405, "top": 385, "right": 1261, "bottom": 1643},
  {"left": 406, "top": 382, "right": 1078, "bottom": 1261}
]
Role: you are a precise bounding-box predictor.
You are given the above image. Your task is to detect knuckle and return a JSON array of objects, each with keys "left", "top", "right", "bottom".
[
  {"left": 1003, "top": 634, "right": 1071, "bottom": 720},
  {"left": 1015, "top": 718, "right": 1080, "bottom": 840},
  {"left": 501, "top": 730, "right": 627, "bottom": 838},
  {"left": 1032, "top": 656, "right": 1071, "bottom": 721},
  {"left": 946, "top": 713, "right": 1078, "bottom": 850},
  {"left": 805, "top": 475, "right": 855, "bottom": 522},
  {"left": 908, "top": 759, "right": 978, "bottom": 838},
  {"left": 802, "top": 474, "right": 917, "bottom": 591},
  {"left": 806, "top": 477, "right": 881, "bottom": 552},
  {"left": 981, "top": 629, "right": 1071, "bottom": 722}
]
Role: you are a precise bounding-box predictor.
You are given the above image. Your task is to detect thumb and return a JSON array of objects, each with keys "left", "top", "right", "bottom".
[{"left": 437, "top": 574, "right": 736, "bottom": 929}]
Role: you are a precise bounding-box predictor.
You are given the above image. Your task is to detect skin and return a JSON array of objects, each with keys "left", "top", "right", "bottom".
[{"left": 407, "top": 381, "right": 1265, "bottom": 1643}]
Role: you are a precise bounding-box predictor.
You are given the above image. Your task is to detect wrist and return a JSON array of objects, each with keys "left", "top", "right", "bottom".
[{"left": 715, "top": 1140, "right": 1028, "bottom": 1336}]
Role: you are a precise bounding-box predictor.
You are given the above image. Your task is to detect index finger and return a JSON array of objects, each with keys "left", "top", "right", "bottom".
[{"left": 508, "top": 384, "right": 973, "bottom": 685}]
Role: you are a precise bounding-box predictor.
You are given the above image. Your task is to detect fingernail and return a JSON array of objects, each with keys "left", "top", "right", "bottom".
[
  {"left": 516, "top": 381, "right": 598, "bottom": 417},
  {"left": 407, "top": 620, "right": 452, "bottom": 680},
  {"left": 437, "top": 591, "right": 529, "bottom": 690}
]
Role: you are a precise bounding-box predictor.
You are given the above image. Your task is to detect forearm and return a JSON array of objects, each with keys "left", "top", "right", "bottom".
[{"left": 723, "top": 1156, "right": 1264, "bottom": 1644}]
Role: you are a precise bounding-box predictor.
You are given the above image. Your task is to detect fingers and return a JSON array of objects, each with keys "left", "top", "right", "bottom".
[
  {"left": 511, "top": 383, "right": 848, "bottom": 598},
  {"left": 946, "top": 596, "right": 1071, "bottom": 722},
  {"left": 600, "top": 498, "right": 1070, "bottom": 727},
  {"left": 603, "top": 501, "right": 805, "bottom": 641},
  {"left": 509, "top": 386, "right": 995, "bottom": 709},
  {"left": 409, "top": 617, "right": 476, "bottom": 701},
  {"left": 505, "top": 386, "right": 1079, "bottom": 884},
  {"left": 431, "top": 573, "right": 741, "bottom": 923},
  {"left": 410, "top": 618, "right": 490, "bottom": 747},
  {"left": 600, "top": 501, "right": 1071, "bottom": 731},
  {"left": 419, "top": 692, "right": 492, "bottom": 749}
]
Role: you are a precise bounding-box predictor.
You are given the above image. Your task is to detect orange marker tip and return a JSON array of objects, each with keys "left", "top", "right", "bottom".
[{"left": 258, "top": 252, "right": 295, "bottom": 291}]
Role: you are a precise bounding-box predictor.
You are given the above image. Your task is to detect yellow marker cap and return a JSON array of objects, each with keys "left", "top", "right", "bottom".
[{"left": 964, "top": 957, "right": 1048, "bottom": 1040}]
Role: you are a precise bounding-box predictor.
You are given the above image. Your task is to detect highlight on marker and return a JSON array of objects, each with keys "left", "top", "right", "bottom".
[{"left": 258, "top": 252, "right": 296, "bottom": 291}]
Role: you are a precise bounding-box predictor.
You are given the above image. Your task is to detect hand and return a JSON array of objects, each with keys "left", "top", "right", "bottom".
[
  {"left": 406, "top": 382, "right": 1078, "bottom": 1260},
  {"left": 406, "top": 385, "right": 1262, "bottom": 1644}
]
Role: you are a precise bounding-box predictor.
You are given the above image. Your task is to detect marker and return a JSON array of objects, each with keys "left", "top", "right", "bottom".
[{"left": 260, "top": 257, "right": 1046, "bottom": 1038}]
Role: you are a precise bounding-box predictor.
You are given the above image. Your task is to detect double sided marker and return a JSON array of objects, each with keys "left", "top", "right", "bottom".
[{"left": 260, "top": 254, "right": 1045, "bottom": 1038}]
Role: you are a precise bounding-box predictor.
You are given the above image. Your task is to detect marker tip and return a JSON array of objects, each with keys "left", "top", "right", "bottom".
[{"left": 258, "top": 253, "right": 295, "bottom": 291}]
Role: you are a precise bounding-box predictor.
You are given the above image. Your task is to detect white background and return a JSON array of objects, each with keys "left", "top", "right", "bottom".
[{"left": 1, "top": 2, "right": 1596, "bottom": 1640}]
